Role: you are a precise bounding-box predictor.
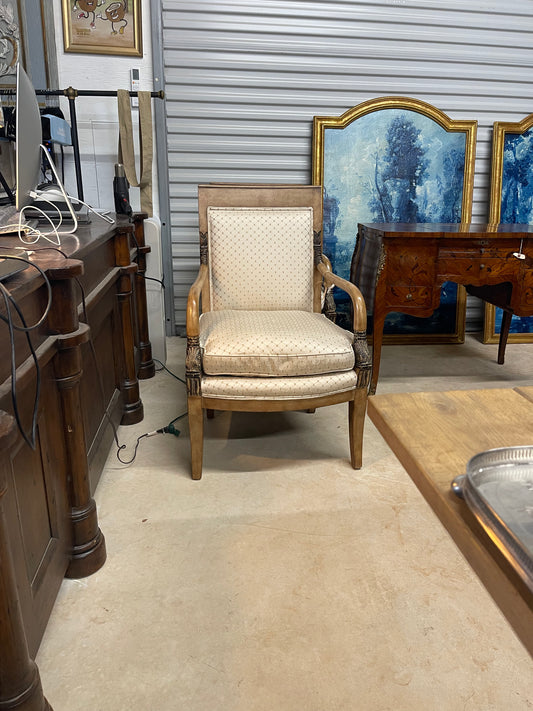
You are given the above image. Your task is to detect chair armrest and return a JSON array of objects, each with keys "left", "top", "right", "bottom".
[
  {"left": 317, "top": 258, "right": 371, "bottom": 389},
  {"left": 317, "top": 259, "right": 367, "bottom": 332},
  {"left": 186, "top": 264, "right": 208, "bottom": 338}
]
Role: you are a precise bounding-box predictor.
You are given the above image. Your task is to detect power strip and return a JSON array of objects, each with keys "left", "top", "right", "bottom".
[{"left": 0, "top": 251, "right": 31, "bottom": 281}]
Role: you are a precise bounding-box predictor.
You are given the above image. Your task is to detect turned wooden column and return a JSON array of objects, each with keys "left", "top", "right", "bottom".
[
  {"left": 46, "top": 261, "right": 106, "bottom": 579},
  {"left": 0, "top": 412, "right": 53, "bottom": 711},
  {"left": 132, "top": 213, "right": 155, "bottom": 380},
  {"left": 114, "top": 223, "right": 144, "bottom": 425}
]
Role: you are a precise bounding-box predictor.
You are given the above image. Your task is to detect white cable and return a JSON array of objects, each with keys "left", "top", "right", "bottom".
[
  {"left": 19, "top": 201, "right": 61, "bottom": 245},
  {"left": 65, "top": 194, "right": 116, "bottom": 224},
  {"left": 34, "top": 144, "right": 78, "bottom": 234}
]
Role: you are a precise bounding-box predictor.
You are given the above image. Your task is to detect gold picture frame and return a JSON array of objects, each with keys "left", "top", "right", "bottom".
[
  {"left": 312, "top": 96, "right": 477, "bottom": 342},
  {"left": 62, "top": 0, "right": 142, "bottom": 57},
  {"left": 483, "top": 113, "right": 533, "bottom": 346}
]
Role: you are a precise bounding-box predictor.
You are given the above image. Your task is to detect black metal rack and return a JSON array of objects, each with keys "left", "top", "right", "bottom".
[{"left": 0, "top": 87, "right": 164, "bottom": 201}]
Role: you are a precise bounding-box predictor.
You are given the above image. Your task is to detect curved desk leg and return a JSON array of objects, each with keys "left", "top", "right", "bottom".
[{"left": 0, "top": 413, "right": 53, "bottom": 711}]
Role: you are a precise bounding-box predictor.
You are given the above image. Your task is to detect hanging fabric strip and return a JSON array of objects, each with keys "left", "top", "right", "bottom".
[{"left": 117, "top": 89, "right": 153, "bottom": 216}]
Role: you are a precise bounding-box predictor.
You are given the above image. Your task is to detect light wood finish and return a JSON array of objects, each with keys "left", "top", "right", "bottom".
[
  {"left": 368, "top": 387, "right": 533, "bottom": 656},
  {"left": 355, "top": 222, "right": 533, "bottom": 394},
  {"left": 186, "top": 184, "right": 371, "bottom": 479}
]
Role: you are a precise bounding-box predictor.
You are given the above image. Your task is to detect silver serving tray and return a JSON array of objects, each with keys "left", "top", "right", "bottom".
[{"left": 452, "top": 446, "right": 533, "bottom": 593}]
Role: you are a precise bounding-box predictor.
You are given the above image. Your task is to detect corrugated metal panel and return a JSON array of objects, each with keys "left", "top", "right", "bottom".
[{"left": 158, "top": 0, "right": 533, "bottom": 331}]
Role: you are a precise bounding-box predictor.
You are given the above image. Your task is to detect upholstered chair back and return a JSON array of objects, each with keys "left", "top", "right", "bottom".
[
  {"left": 207, "top": 206, "right": 315, "bottom": 311},
  {"left": 198, "top": 184, "right": 323, "bottom": 314}
]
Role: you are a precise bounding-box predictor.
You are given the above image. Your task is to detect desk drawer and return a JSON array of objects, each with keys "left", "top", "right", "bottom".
[
  {"left": 385, "top": 247, "right": 436, "bottom": 285},
  {"left": 438, "top": 256, "right": 517, "bottom": 281},
  {"left": 387, "top": 285, "right": 433, "bottom": 308}
]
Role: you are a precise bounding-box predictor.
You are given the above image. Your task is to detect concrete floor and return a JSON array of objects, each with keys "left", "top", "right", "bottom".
[{"left": 36, "top": 335, "right": 533, "bottom": 710}]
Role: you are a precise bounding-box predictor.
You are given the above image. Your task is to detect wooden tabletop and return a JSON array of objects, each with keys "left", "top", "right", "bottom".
[
  {"left": 367, "top": 387, "right": 533, "bottom": 656},
  {"left": 358, "top": 222, "right": 533, "bottom": 237}
]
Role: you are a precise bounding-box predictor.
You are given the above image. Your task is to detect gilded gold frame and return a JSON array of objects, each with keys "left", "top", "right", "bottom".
[
  {"left": 62, "top": 0, "right": 142, "bottom": 57},
  {"left": 312, "top": 96, "right": 477, "bottom": 344},
  {"left": 483, "top": 113, "right": 533, "bottom": 345}
]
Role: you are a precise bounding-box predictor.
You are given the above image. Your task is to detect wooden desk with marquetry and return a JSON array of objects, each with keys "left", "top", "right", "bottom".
[
  {"left": 0, "top": 214, "right": 155, "bottom": 710},
  {"left": 368, "top": 386, "right": 533, "bottom": 657},
  {"left": 353, "top": 223, "right": 533, "bottom": 394}
]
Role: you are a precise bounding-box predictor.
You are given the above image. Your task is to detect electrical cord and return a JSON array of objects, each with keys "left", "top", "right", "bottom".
[
  {"left": 0, "top": 254, "right": 53, "bottom": 449},
  {"left": 116, "top": 412, "right": 186, "bottom": 465},
  {"left": 153, "top": 357, "right": 186, "bottom": 384},
  {"left": 69, "top": 276, "right": 186, "bottom": 466},
  {"left": 0, "top": 285, "right": 40, "bottom": 449},
  {"left": 0, "top": 247, "right": 185, "bottom": 463},
  {"left": 140, "top": 274, "right": 165, "bottom": 289}
]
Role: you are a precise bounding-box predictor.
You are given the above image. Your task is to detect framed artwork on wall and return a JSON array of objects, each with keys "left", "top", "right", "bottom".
[
  {"left": 312, "top": 96, "right": 477, "bottom": 341},
  {"left": 62, "top": 0, "right": 143, "bottom": 57},
  {"left": 483, "top": 114, "right": 533, "bottom": 346}
]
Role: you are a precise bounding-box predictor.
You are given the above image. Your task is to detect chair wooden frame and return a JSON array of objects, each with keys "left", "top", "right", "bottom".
[
  {"left": 186, "top": 184, "right": 371, "bottom": 480},
  {"left": 482, "top": 114, "right": 533, "bottom": 353},
  {"left": 312, "top": 96, "right": 478, "bottom": 343}
]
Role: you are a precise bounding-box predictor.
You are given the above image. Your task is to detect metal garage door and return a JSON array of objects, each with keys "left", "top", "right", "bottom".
[{"left": 153, "top": 0, "right": 533, "bottom": 334}]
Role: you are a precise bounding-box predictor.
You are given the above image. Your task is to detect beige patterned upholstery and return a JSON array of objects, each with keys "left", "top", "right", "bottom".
[
  {"left": 208, "top": 207, "right": 314, "bottom": 311},
  {"left": 200, "top": 310, "right": 355, "bottom": 377},
  {"left": 201, "top": 371, "right": 358, "bottom": 400},
  {"left": 186, "top": 184, "right": 371, "bottom": 480}
]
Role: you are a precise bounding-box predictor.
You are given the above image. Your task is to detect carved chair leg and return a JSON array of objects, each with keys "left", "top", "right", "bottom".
[
  {"left": 188, "top": 397, "right": 204, "bottom": 480},
  {"left": 497, "top": 310, "right": 513, "bottom": 365},
  {"left": 349, "top": 389, "right": 367, "bottom": 469}
]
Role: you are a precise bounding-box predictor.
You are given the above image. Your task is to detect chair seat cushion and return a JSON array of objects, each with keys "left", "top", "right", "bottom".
[
  {"left": 201, "top": 370, "right": 358, "bottom": 400},
  {"left": 199, "top": 310, "right": 355, "bottom": 377}
]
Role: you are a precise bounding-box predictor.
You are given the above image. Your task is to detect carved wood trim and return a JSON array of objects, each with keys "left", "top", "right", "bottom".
[
  {"left": 353, "top": 330, "right": 372, "bottom": 390},
  {"left": 200, "top": 231, "right": 209, "bottom": 265},
  {"left": 186, "top": 336, "right": 202, "bottom": 397}
]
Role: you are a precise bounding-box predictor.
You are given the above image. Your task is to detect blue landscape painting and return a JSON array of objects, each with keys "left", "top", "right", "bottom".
[
  {"left": 494, "top": 309, "right": 533, "bottom": 335},
  {"left": 501, "top": 127, "right": 533, "bottom": 223},
  {"left": 496, "top": 126, "right": 533, "bottom": 337},
  {"left": 322, "top": 108, "right": 467, "bottom": 334}
]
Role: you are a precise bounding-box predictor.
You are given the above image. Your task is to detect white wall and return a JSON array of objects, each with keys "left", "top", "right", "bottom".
[{"left": 51, "top": 0, "right": 159, "bottom": 215}]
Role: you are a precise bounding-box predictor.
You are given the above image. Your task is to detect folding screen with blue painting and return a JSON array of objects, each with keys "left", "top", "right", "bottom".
[{"left": 312, "top": 98, "right": 477, "bottom": 340}]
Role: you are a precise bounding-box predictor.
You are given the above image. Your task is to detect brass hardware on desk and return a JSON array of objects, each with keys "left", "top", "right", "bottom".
[
  {"left": 480, "top": 264, "right": 485, "bottom": 269},
  {"left": 405, "top": 293, "right": 413, "bottom": 300}
]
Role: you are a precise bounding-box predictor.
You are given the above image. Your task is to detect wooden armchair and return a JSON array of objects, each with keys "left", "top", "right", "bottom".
[{"left": 186, "top": 184, "right": 371, "bottom": 480}]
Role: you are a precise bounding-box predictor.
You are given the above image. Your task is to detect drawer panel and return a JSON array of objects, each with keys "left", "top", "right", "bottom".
[
  {"left": 385, "top": 244, "right": 437, "bottom": 285},
  {"left": 438, "top": 256, "right": 518, "bottom": 281},
  {"left": 386, "top": 285, "right": 434, "bottom": 308}
]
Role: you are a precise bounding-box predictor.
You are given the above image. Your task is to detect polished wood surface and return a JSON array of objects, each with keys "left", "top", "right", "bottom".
[
  {"left": 0, "top": 215, "right": 154, "bottom": 710},
  {"left": 368, "top": 387, "right": 533, "bottom": 656},
  {"left": 354, "top": 223, "right": 533, "bottom": 394}
]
